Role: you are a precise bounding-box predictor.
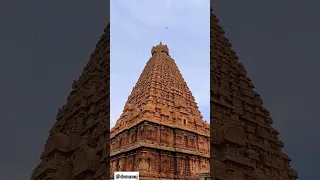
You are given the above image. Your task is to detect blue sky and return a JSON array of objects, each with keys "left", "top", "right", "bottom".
[{"left": 110, "top": 0, "right": 210, "bottom": 128}]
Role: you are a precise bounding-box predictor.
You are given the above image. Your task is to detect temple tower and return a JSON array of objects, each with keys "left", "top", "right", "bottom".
[
  {"left": 110, "top": 42, "right": 210, "bottom": 179},
  {"left": 30, "top": 24, "right": 110, "bottom": 180},
  {"left": 210, "top": 8, "right": 298, "bottom": 180}
]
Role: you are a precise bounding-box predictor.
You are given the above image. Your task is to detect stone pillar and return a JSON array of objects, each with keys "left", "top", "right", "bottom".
[
  {"left": 157, "top": 125, "right": 161, "bottom": 144},
  {"left": 176, "top": 156, "right": 181, "bottom": 176},
  {"left": 154, "top": 152, "right": 159, "bottom": 173},
  {"left": 160, "top": 154, "right": 166, "bottom": 178},
  {"left": 150, "top": 152, "right": 157, "bottom": 177},
  {"left": 181, "top": 157, "right": 185, "bottom": 176},
  {"left": 127, "top": 155, "right": 133, "bottom": 171},
  {"left": 195, "top": 158, "right": 200, "bottom": 174},
  {"left": 139, "top": 151, "right": 148, "bottom": 176},
  {"left": 200, "top": 158, "right": 205, "bottom": 171},
  {"left": 190, "top": 157, "right": 195, "bottom": 176},
  {"left": 168, "top": 155, "right": 174, "bottom": 178},
  {"left": 196, "top": 134, "right": 200, "bottom": 150},
  {"left": 119, "top": 157, "right": 125, "bottom": 171},
  {"left": 110, "top": 160, "right": 114, "bottom": 175},
  {"left": 136, "top": 126, "right": 142, "bottom": 142},
  {"left": 110, "top": 159, "right": 116, "bottom": 175},
  {"left": 134, "top": 153, "right": 139, "bottom": 171}
]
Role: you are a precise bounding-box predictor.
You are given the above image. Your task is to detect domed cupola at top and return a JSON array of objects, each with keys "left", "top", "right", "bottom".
[{"left": 151, "top": 41, "right": 169, "bottom": 56}]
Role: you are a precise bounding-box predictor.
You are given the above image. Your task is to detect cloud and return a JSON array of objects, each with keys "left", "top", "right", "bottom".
[{"left": 112, "top": 0, "right": 209, "bottom": 33}]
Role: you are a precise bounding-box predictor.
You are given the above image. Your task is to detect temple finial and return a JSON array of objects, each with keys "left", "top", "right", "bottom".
[{"left": 151, "top": 42, "right": 169, "bottom": 55}]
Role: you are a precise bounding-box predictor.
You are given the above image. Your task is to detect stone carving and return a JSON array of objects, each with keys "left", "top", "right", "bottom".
[
  {"left": 56, "top": 161, "right": 73, "bottom": 180},
  {"left": 218, "top": 125, "right": 246, "bottom": 146},
  {"left": 30, "top": 24, "right": 110, "bottom": 180},
  {"left": 211, "top": 7, "right": 298, "bottom": 179},
  {"left": 110, "top": 42, "right": 210, "bottom": 179}
]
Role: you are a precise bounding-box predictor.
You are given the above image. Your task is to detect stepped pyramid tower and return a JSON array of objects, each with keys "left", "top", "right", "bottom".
[
  {"left": 110, "top": 42, "right": 210, "bottom": 179},
  {"left": 210, "top": 8, "right": 298, "bottom": 180},
  {"left": 30, "top": 24, "right": 110, "bottom": 180}
]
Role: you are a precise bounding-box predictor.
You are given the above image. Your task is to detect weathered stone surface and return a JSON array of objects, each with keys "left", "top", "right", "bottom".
[
  {"left": 30, "top": 23, "right": 110, "bottom": 180},
  {"left": 210, "top": 8, "right": 298, "bottom": 180},
  {"left": 110, "top": 42, "right": 210, "bottom": 179}
]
